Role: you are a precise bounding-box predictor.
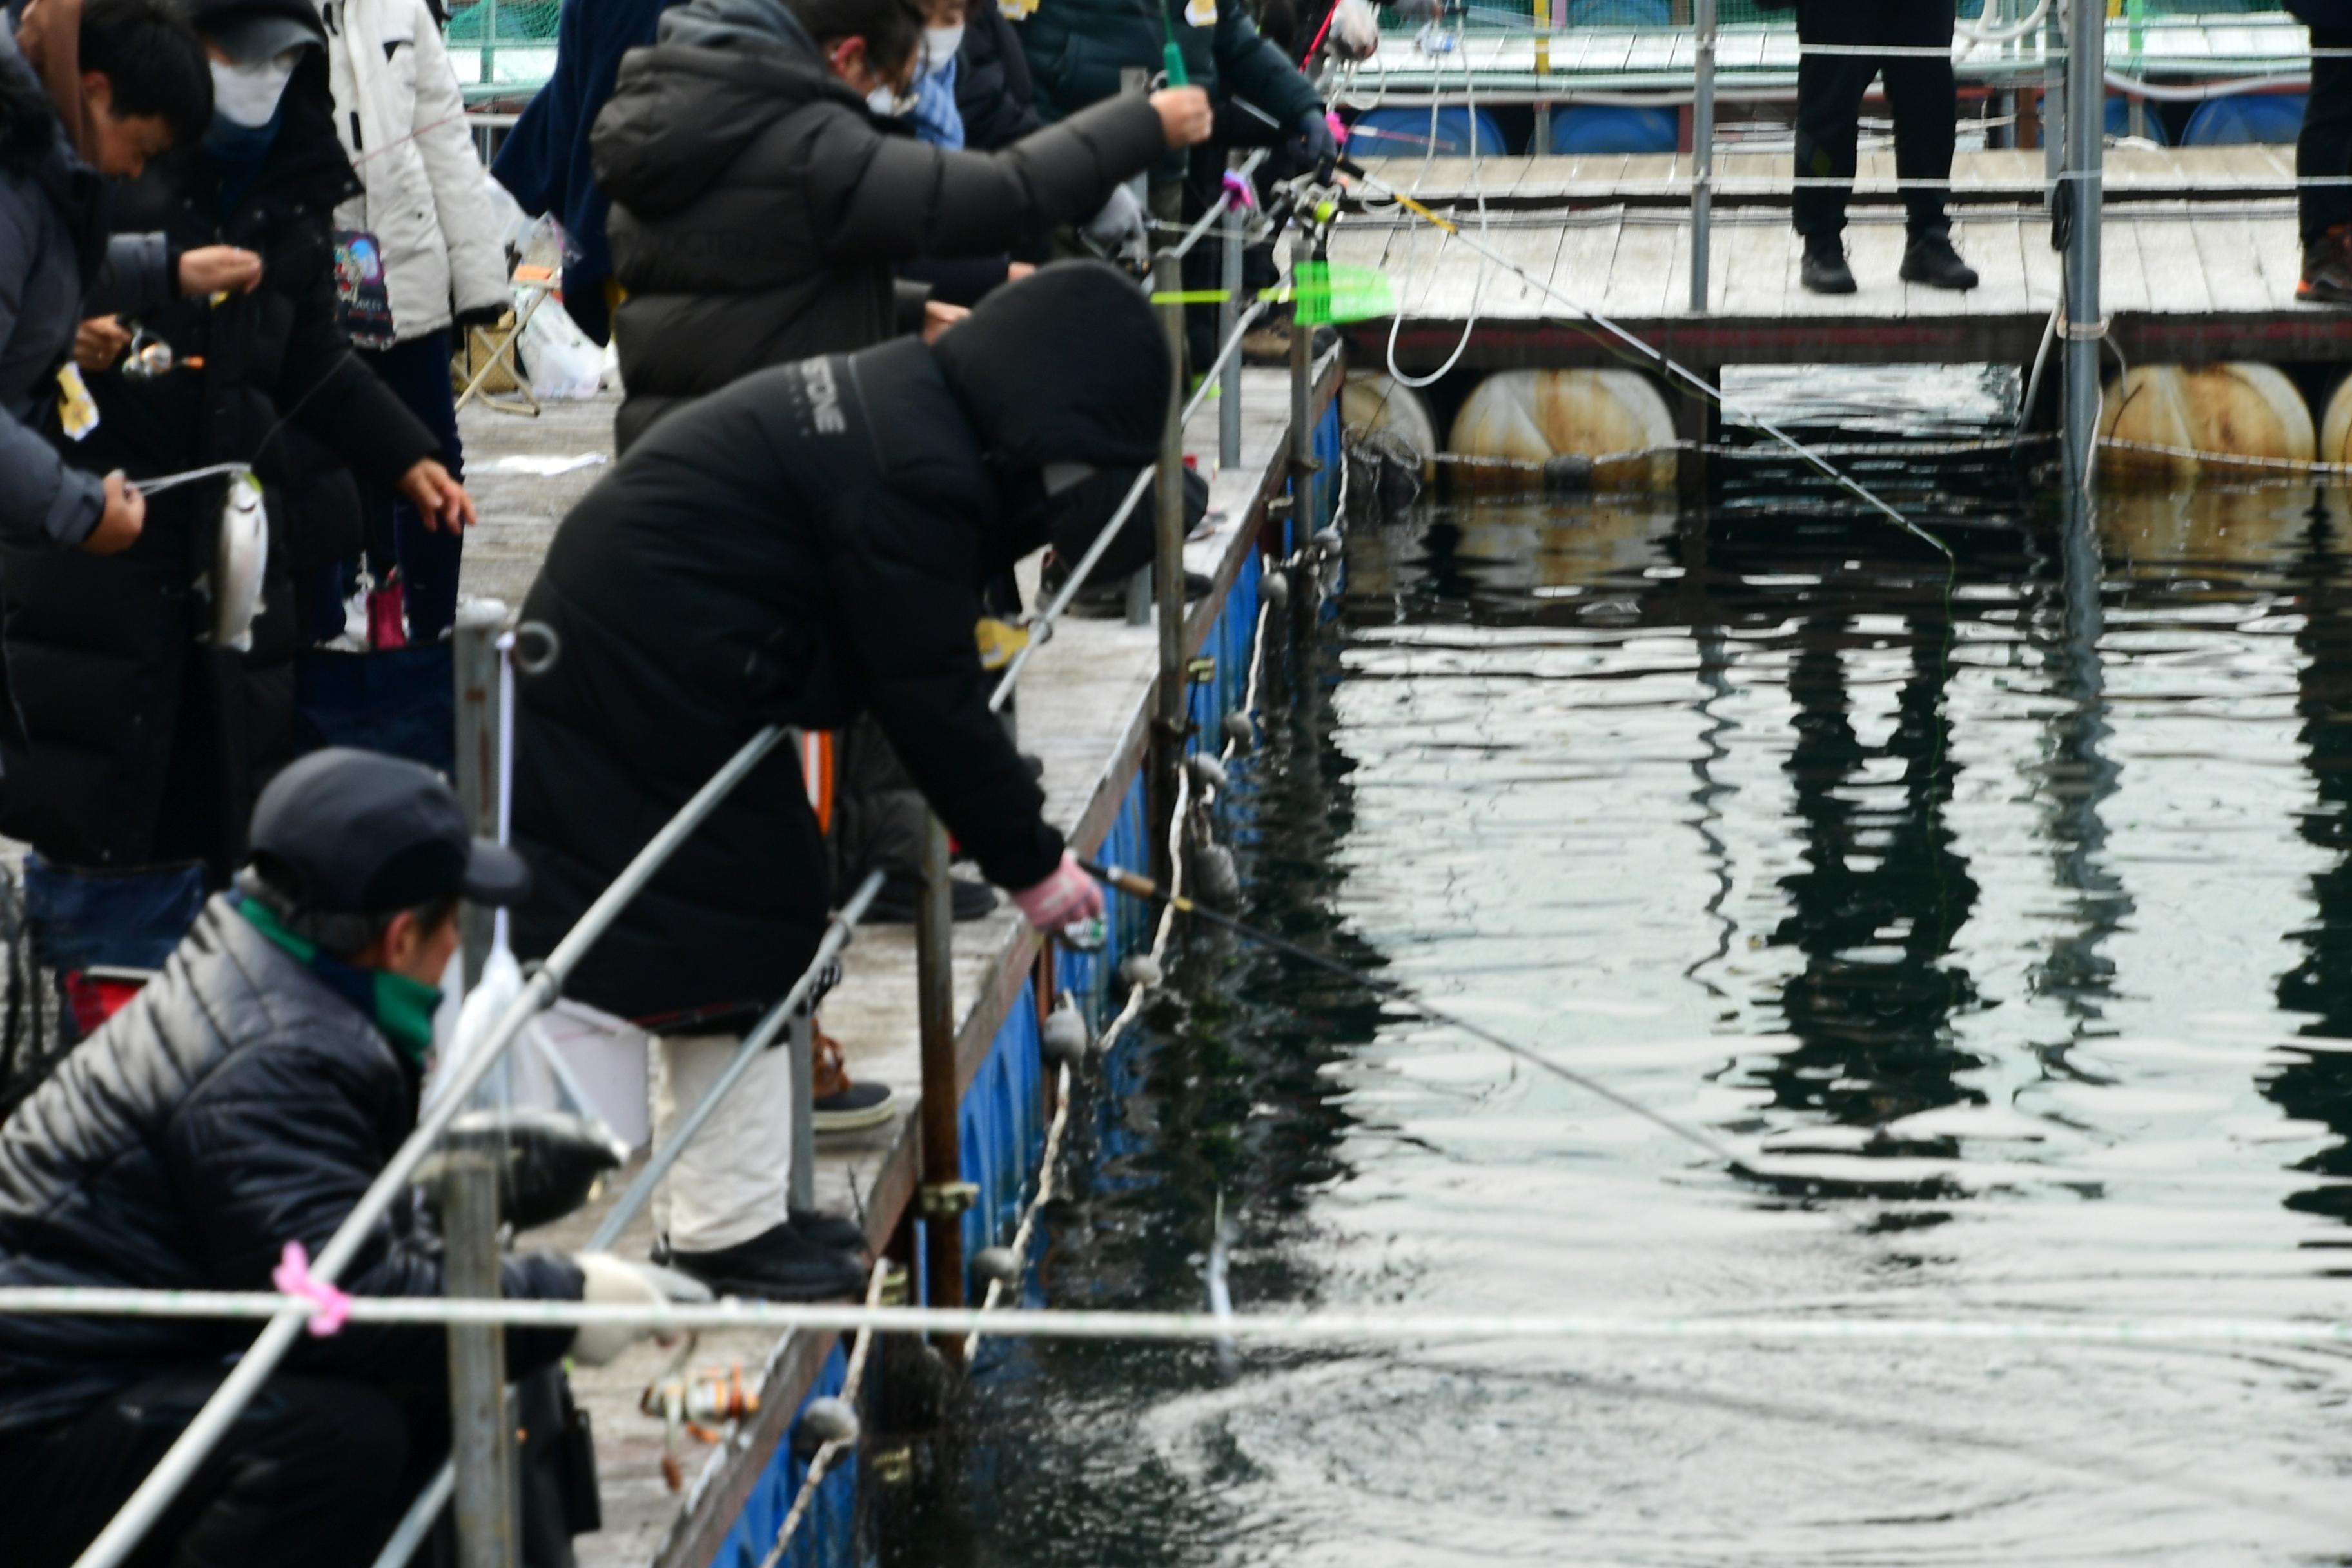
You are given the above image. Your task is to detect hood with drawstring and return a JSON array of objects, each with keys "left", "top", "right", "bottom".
[
  {"left": 586, "top": 0, "right": 1170, "bottom": 452},
  {"left": 511, "top": 264, "right": 1170, "bottom": 1020}
]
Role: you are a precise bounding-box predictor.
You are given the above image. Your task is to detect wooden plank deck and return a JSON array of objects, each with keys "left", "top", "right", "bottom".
[
  {"left": 1335, "top": 153, "right": 2352, "bottom": 371},
  {"left": 456, "top": 357, "right": 1332, "bottom": 1568}
]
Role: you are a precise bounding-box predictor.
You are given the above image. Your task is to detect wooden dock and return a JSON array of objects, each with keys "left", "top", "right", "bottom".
[
  {"left": 458, "top": 357, "right": 1332, "bottom": 1568},
  {"left": 1333, "top": 148, "right": 2352, "bottom": 374}
]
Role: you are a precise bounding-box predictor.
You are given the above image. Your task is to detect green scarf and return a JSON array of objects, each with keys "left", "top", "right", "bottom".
[{"left": 237, "top": 896, "right": 443, "bottom": 1069}]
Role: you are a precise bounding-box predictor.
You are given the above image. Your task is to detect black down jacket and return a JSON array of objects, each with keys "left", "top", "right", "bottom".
[
  {"left": 957, "top": 5, "right": 1044, "bottom": 152},
  {"left": 0, "top": 898, "right": 582, "bottom": 1434},
  {"left": 0, "top": 52, "right": 438, "bottom": 877},
  {"left": 511, "top": 263, "right": 1169, "bottom": 1021},
  {"left": 588, "top": 0, "right": 1169, "bottom": 451}
]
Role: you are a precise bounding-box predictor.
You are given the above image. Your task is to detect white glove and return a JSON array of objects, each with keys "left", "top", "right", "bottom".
[
  {"left": 1083, "top": 182, "right": 1148, "bottom": 258},
  {"left": 569, "top": 1252, "right": 710, "bottom": 1366}
]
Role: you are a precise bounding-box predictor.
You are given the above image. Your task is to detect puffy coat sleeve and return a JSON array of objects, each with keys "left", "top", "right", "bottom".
[
  {"left": 1211, "top": 4, "right": 1322, "bottom": 129},
  {"left": 273, "top": 261, "right": 442, "bottom": 489},
  {"left": 829, "top": 495, "right": 1064, "bottom": 892},
  {"left": 165, "top": 1033, "right": 583, "bottom": 1381},
  {"left": 805, "top": 93, "right": 1166, "bottom": 266},
  {"left": 83, "top": 230, "right": 175, "bottom": 319},
  {"left": 407, "top": 0, "right": 510, "bottom": 320},
  {"left": 0, "top": 188, "right": 102, "bottom": 549}
]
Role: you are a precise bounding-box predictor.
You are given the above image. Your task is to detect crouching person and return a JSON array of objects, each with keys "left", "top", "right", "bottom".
[
  {"left": 511, "top": 262, "right": 1171, "bottom": 1300},
  {"left": 0, "top": 747, "right": 688, "bottom": 1568}
]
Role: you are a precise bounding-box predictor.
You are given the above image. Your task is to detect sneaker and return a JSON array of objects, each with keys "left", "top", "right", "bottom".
[
  {"left": 1899, "top": 231, "right": 1978, "bottom": 291},
  {"left": 1799, "top": 238, "right": 1857, "bottom": 295},
  {"left": 658, "top": 1221, "right": 865, "bottom": 1301},
  {"left": 866, "top": 868, "right": 998, "bottom": 923},
  {"left": 2301, "top": 225, "right": 2352, "bottom": 304},
  {"left": 812, "top": 1021, "right": 896, "bottom": 1133}
]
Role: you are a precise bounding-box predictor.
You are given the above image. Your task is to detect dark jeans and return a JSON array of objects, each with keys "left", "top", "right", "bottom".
[
  {"left": 0, "top": 1372, "right": 429, "bottom": 1568},
  {"left": 2302, "top": 26, "right": 2352, "bottom": 242},
  {"left": 1790, "top": 0, "right": 1959, "bottom": 242},
  {"left": 357, "top": 328, "right": 464, "bottom": 642}
]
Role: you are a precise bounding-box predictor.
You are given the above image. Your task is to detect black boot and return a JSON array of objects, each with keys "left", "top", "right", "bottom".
[
  {"left": 1800, "top": 237, "right": 1857, "bottom": 295},
  {"left": 787, "top": 1208, "right": 870, "bottom": 1253},
  {"left": 657, "top": 1222, "right": 866, "bottom": 1300},
  {"left": 1901, "top": 231, "right": 1979, "bottom": 291}
]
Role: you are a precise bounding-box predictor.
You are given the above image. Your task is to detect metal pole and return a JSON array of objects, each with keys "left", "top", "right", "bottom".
[
  {"left": 72, "top": 725, "right": 787, "bottom": 1568},
  {"left": 2061, "top": 0, "right": 2104, "bottom": 485},
  {"left": 1152, "top": 250, "right": 1189, "bottom": 888},
  {"left": 441, "top": 1155, "right": 516, "bottom": 1568},
  {"left": 1689, "top": 0, "right": 1716, "bottom": 315},
  {"left": 451, "top": 600, "right": 507, "bottom": 991},
  {"left": 2043, "top": 0, "right": 2066, "bottom": 185},
  {"left": 914, "top": 816, "right": 963, "bottom": 1349},
  {"left": 788, "top": 999, "right": 816, "bottom": 1212},
  {"left": 1288, "top": 280, "right": 1314, "bottom": 544},
  {"left": 1219, "top": 194, "right": 1244, "bottom": 470}
]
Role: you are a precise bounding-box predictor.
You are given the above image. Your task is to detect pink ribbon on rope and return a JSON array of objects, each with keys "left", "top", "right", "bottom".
[
  {"left": 273, "top": 1242, "right": 353, "bottom": 1337},
  {"left": 1220, "top": 169, "right": 1259, "bottom": 210}
]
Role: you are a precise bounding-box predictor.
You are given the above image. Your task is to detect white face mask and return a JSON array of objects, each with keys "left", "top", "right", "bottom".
[
  {"left": 923, "top": 23, "right": 965, "bottom": 74},
  {"left": 209, "top": 49, "right": 301, "bottom": 128}
]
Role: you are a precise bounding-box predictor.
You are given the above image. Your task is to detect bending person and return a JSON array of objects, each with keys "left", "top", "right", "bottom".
[
  {"left": 0, "top": 749, "right": 687, "bottom": 1568},
  {"left": 511, "top": 264, "right": 1164, "bottom": 1301}
]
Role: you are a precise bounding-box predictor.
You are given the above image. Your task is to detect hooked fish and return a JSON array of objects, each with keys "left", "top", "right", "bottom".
[{"left": 201, "top": 469, "right": 268, "bottom": 651}]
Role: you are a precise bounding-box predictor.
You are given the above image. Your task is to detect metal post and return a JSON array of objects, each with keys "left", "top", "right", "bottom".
[
  {"left": 451, "top": 600, "right": 507, "bottom": 990},
  {"left": 1689, "top": 0, "right": 1716, "bottom": 315},
  {"left": 1152, "top": 250, "right": 1189, "bottom": 888},
  {"left": 788, "top": 999, "right": 816, "bottom": 1212},
  {"left": 914, "top": 816, "right": 964, "bottom": 1348},
  {"left": 1288, "top": 281, "right": 1315, "bottom": 542},
  {"left": 2061, "top": 0, "right": 2104, "bottom": 485},
  {"left": 2043, "top": 0, "right": 2065, "bottom": 187},
  {"left": 440, "top": 1155, "right": 516, "bottom": 1568},
  {"left": 1219, "top": 195, "right": 1244, "bottom": 470}
]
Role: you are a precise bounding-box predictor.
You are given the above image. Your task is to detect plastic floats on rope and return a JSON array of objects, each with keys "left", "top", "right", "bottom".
[
  {"left": 1075, "top": 859, "right": 1750, "bottom": 1171},
  {"left": 757, "top": 1260, "right": 892, "bottom": 1568}
]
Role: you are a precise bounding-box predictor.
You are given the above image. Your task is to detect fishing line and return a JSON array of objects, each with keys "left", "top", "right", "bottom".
[{"left": 1076, "top": 858, "right": 1751, "bottom": 1171}]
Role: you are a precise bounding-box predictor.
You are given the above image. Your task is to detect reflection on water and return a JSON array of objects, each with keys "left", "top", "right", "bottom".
[{"left": 889, "top": 449, "right": 2352, "bottom": 1563}]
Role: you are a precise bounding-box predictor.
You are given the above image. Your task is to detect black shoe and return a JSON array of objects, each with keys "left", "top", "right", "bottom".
[
  {"left": 1900, "top": 231, "right": 1978, "bottom": 291},
  {"left": 657, "top": 1222, "right": 865, "bottom": 1301},
  {"left": 1039, "top": 554, "right": 1214, "bottom": 620},
  {"left": 789, "top": 1208, "right": 870, "bottom": 1253},
  {"left": 867, "top": 869, "right": 999, "bottom": 924},
  {"left": 1799, "top": 240, "right": 1857, "bottom": 295},
  {"left": 1022, "top": 752, "right": 1045, "bottom": 780}
]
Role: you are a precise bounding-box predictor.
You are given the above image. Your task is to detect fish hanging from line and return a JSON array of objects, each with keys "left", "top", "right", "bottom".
[{"left": 201, "top": 469, "right": 268, "bottom": 652}]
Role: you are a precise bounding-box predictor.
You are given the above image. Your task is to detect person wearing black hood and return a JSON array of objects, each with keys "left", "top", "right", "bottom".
[
  {"left": 511, "top": 263, "right": 1164, "bottom": 1300},
  {"left": 0, "top": 0, "right": 478, "bottom": 888}
]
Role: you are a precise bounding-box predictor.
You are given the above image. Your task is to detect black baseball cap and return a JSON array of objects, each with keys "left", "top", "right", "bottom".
[{"left": 247, "top": 749, "right": 531, "bottom": 914}]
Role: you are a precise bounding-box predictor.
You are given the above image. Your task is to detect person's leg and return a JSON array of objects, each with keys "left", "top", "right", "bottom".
[
  {"left": 1790, "top": 3, "right": 1874, "bottom": 250},
  {"left": 2302, "top": 29, "right": 2352, "bottom": 243},
  {"left": 358, "top": 329, "right": 466, "bottom": 641},
  {"left": 0, "top": 1371, "right": 411, "bottom": 1568},
  {"left": 1881, "top": 53, "right": 1956, "bottom": 239}
]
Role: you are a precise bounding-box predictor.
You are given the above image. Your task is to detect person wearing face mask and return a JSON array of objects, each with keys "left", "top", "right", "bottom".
[
  {"left": 1, "top": 0, "right": 245, "bottom": 556},
  {"left": 893, "top": 0, "right": 1037, "bottom": 308},
  {"left": 0, "top": 0, "right": 478, "bottom": 894},
  {"left": 509, "top": 264, "right": 1175, "bottom": 1300}
]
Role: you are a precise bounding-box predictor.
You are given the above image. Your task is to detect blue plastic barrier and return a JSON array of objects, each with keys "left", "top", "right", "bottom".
[
  {"left": 2184, "top": 93, "right": 2306, "bottom": 147},
  {"left": 1549, "top": 105, "right": 1678, "bottom": 156},
  {"left": 1349, "top": 106, "right": 1511, "bottom": 158}
]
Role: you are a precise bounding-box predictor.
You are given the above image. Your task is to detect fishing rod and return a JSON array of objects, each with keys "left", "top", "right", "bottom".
[{"left": 1078, "top": 858, "right": 1750, "bottom": 1171}]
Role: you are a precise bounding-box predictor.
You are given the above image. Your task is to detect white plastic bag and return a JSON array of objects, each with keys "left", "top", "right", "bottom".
[{"left": 518, "top": 287, "right": 605, "bottom": 400}]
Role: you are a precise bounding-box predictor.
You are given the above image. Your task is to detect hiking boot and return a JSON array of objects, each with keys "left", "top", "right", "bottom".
[
  {"left": 1900, "top": 231, "right": 1978, "bottom": 291},
  {"left": 789, "top": 1208, "right": 870, "bottom": 1253},
  {"left": 2301, "top": 226, "right": 2352, "bottom": 304},
  {"left": 812, "top": 1021, "right": 896, "bottom": 1133},
  {"left": 867, "top": 868, "right": 998, "bottom": 923},
  {"left": 1799, "top": 238, "right": 1857, "bottom": 295},
  {"left": 657, "top": 1222, "right": 865, "bottom": 1301}
]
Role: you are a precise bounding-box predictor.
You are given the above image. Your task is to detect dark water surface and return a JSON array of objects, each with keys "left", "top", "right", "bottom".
[{"left": 887, "top": 369, "right": 2352, "bottom": 1565}]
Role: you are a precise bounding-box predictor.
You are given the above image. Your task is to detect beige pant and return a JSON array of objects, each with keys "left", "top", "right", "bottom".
[{"left": 650, "top": 1030, "right": 792, "bottom": 1253}]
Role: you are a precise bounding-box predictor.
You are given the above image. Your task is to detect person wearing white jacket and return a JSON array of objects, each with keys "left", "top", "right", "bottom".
[{"left": 317, "top": 0, "right": 505, "bottom": 640}]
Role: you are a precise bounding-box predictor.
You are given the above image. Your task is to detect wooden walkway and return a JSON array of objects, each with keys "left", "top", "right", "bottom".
[
  {"left": 456, "top": 358, "right": 1329, "bottom": 1568},
  {"left": 1335, "top": 148, "right": 2352, "bottom": 372}
]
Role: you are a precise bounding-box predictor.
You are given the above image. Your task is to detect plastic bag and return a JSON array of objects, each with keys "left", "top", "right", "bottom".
[{"left": 518, "top": 288, "right": 605, "bottom": 401}]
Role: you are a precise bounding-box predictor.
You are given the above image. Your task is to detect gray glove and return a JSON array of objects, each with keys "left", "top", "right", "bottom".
[
  {"left": 570, "top": 1252, "right": 712, "bottom": 1366},
  {"left": 1083, "top": 182, "right": 1150, "bottom": 260}
]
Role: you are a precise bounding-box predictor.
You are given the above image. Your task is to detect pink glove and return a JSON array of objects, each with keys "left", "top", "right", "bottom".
[{"left": 1010, "top": 852, "right": 1104, "bottom": 930}]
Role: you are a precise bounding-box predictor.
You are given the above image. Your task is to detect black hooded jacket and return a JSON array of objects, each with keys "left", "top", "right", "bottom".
[
  {"left": 512, "top": 264, "right": 1168, "bottom": 1021},
  {"left": 588, "top": 0, "right": 1169, "bottom": 451},
  {"left": 0, "top": 899, "right": 582, "bottom": 1434},
  {"left": 0, "top": 46, "right": 438, "bottom": 876}
]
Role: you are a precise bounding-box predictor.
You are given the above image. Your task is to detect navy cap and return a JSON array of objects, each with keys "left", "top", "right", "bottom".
[{"left": 248, "top": 749, "right": 531, "bottom": 915}]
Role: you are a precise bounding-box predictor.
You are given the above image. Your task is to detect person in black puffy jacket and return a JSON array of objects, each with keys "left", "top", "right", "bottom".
[
  {"left": 511, "top": 264, "right": 1159, "bottom": 1300},
  {"left": 2290, "top": 0, "right": 2352, "bottom": 300},
  {"left": 0, "top": 748, "right": 683, "bottom": 1568}
]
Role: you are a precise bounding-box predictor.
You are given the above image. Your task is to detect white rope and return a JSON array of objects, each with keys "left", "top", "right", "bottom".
[
  {"left": 1384, "top": 30, "right": 1488, "bottom": 389},
  {"left": 754, "top": 1260, "right": 889, "bottom": 1568},
  {"left": 6, "top": 1287, "right": 2352, "bottom": 1350}
]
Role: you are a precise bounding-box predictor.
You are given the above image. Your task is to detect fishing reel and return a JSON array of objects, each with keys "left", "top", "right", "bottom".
[{"left": 640, "top": 1333, "right": 759, "bottom": 1492}]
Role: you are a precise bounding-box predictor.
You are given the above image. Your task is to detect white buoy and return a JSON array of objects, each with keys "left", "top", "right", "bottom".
[
  {"left": 1221, "top": 710, "right": 1255, "bottom": 752},
  {"left": 797, "top": 1395, "right": 860, "bottom": 1451},
  {"left": 1188, "top": 754, "right": 1230, "bottom": 794},
  {"left": 1040, "top": 997, "right": 1090, "bottom": 1066},
  {"left": 1260, "top": 570, "right": 1291, "bottom": 608},
  {"left": 1447, "top": 369, "right": 1678, "bottom": 493},
  {"left": 971, "top": 1246, "right": 1022, "bottom": 1286},
  {"left": 2099, "top": 363, "right": 2315, "bottom": 483},
  {"left": 2316, "top": 374, "right": 2352, "bottom": 470},
  {"left": 1340, "top": 371, "right": 1440, "bottom": 478},
  {"left": 1120, "top": 953, "right": 1164, "bottom": 990}
]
